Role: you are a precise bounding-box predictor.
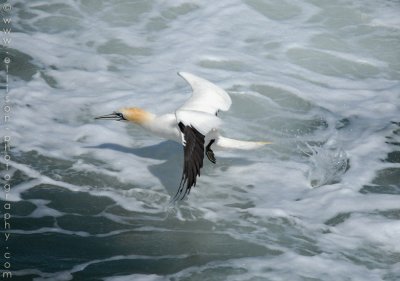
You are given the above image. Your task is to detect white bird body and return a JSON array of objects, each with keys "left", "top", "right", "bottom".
[
  {"left": 140, "top": 113, "right": 265, "bottom": 150},
  {"left": 141, "top": 113, "right": 181, "bottom": 141},
  {"left": 95, "top": 72, "right": 270, "bottom": 199}
]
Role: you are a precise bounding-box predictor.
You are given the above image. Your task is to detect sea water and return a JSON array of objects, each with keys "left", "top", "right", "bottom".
[{"left": 1, "top": 0, "right": 399, "bottom": 280}]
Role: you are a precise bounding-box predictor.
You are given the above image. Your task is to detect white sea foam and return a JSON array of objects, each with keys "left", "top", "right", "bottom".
[
  {"left": 307, "top": 143, "right": 348, "bottom": 187},
  {"left": 5, "top": 0, "right": 400, "bottom": 280}
]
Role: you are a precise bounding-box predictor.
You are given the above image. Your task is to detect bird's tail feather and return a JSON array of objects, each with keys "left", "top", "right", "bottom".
[{"left": 215, "top": 136, "right": 271, "bottom": 150}]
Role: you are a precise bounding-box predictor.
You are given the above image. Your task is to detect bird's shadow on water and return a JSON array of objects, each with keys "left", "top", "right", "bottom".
[{"left": 87, "top": 141, "right": 255, "bottom": 197}]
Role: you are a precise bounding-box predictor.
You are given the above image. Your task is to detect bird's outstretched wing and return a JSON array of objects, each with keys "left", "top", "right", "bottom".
[
  {"left": 173, "top": 72, "right": 231, "bottom": 200},
  {"left": 177, "top": 72, "right": 232, "bottom": 115},
  {"left": 173, "top": 122, "right": 205, "bottom": 200}
]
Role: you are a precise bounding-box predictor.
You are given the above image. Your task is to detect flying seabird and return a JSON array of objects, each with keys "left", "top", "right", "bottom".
[{"left": 95, "top": 72, "right": 271, "bottom": 200}]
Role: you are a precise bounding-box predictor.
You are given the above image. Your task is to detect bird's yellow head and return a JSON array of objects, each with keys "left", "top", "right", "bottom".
[{"left": 95, "top": 107, "right": 154, "bottom": 125}]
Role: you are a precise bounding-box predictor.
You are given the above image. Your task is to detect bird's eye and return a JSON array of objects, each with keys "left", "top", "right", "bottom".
[{"left": 115, "top": 112, "right": 125, "bottom": 120}]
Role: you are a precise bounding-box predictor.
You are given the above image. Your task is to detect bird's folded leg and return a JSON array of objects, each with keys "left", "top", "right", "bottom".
[{"left": 206, "top": 139, "right": 216, "bottom": 164}]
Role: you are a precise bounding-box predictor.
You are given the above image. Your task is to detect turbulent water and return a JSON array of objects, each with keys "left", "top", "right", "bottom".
[{"left": 1, "top": 0, "right": 400, "bottom": 280}]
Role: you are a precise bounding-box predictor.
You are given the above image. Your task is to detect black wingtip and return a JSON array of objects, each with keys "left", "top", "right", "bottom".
[
  {"left": 173, "top": 123, "right": 205, "bottom": 202},
  {"left": 171, "top": 168, "right": 197, "bottom": 202}
]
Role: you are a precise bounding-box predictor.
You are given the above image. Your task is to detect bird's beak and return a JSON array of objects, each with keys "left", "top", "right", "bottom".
[{"left": 94, "top": 112, "right": 123, "bottom": 121}]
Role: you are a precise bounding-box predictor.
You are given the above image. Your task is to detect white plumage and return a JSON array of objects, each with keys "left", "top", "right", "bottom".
[
  {"left": 175, "top": 72, "right": 229, "bottom": 138},
  {"left": 177, "top": 72, "right": 232, "bottom": 114}
]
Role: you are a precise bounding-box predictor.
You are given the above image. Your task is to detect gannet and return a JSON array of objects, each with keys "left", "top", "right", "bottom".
[{"left": 95, "top": 72, "right": 270, "bottom": 200}]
